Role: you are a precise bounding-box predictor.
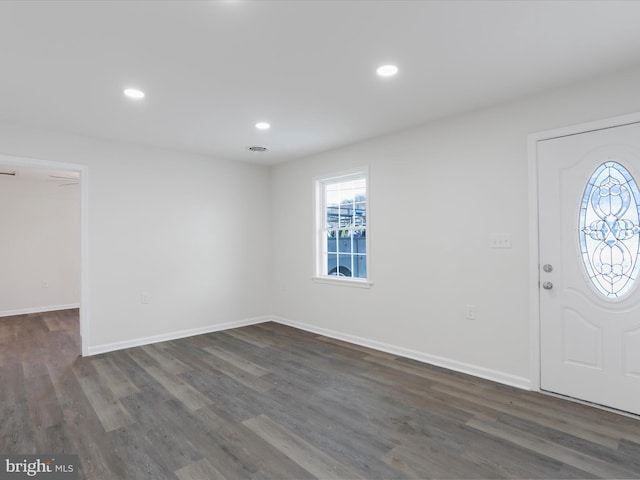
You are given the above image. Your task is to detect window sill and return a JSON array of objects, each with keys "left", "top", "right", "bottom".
[{"left": 312, "top": 276, "right": 373, "bottom": 288}]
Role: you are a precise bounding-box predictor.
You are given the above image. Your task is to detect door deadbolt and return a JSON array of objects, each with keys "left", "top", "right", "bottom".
[{"left": 543, "top": 264, "right": 553, "bottom": 273}]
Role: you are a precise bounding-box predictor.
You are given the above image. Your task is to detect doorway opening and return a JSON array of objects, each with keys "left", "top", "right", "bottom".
[{"left": 0, "top": 154, "right": 88, "bottom": 356}]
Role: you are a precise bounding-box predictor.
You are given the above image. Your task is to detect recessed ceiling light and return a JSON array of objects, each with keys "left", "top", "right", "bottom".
[
  {"left": 255, "top": 122, "right": 270, "bottom": 130},
  {"left": 376, "top": 65, "right": 398, "bottom": 77},
  {"left": 123, "top": 88, "right": 145, "bottom": 99}
]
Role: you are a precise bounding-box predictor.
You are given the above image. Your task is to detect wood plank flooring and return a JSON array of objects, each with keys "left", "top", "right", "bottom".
[{"left": 2, "top": 309, "right": 640, "bottom": 479}]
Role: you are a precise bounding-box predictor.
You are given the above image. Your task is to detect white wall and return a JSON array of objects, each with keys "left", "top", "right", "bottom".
[
  {"left": 0, "top": 172, "right": 80, "bottom": 315},
  {"left": 0, "top": 126, "right": 271, "bottom": 353},
  {"left": 270, "top": 65, "right": 640, "bottom": 387},
  {"left": 3, "top": 64, "right": 640, "bottom": 385}
]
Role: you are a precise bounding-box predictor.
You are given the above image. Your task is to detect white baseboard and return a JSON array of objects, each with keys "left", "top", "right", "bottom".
[
  {"left": 0, "top": 304, "right": 80, "bottom": 318},
  {"left": 83, "top": 311, "right": 531, "bottom": 390},
  {"left": 270, "top": 315, "right": 532, "bottom": 391},
  {"left": 87, "top": 315, "right": 271, "bottom": 356}
]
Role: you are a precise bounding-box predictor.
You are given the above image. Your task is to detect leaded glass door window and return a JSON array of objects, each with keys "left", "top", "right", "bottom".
[{"left": 579, "top": 161, "right": 640, "bottom": 298}]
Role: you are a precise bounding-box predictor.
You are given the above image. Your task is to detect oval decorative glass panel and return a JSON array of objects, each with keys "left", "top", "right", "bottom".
[{"left": 579, "top": 161, "right": 640, "bottom": 298}]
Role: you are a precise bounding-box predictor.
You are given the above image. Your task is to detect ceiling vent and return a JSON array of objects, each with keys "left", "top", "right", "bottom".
[{"left": 247, "top": 146, "right": 267, "bottom": 152}]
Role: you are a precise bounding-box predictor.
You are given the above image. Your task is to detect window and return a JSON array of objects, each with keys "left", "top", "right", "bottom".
[
  {"left": 579, "top": 161, "right": 640, "bottom": 298},
  {"left": 314, "top": 170, "right": 369, "bottom": 285}
]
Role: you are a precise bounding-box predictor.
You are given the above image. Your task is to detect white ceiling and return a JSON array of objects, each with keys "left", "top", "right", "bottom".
[{"left": 2, "top": 0, "right": 640, "bottom": 165}]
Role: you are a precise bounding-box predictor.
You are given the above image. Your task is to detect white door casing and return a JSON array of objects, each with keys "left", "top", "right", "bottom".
[{"left": 537, "top": 121, "right": 640, "bottom": 416}]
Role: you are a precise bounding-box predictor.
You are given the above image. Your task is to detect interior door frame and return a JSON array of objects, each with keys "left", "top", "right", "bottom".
[
  {"left": 0, "top": 153, "right": 89, "bottom": 356},
  {"left": 528, "top": 111, "right": 640, "bottom": 392}
]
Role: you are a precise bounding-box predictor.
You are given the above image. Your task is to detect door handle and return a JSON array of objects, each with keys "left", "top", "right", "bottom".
[{"left": 542, "top": 281, "right": 553, "bottom": 290}]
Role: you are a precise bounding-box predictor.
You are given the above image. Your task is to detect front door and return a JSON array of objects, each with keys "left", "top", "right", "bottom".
[{"left": 538, "top": 121, "right": 640, "bottom": 415}]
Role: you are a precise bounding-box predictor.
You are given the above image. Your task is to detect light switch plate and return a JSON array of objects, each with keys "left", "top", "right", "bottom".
[{"left": 490, "top": 233, "right": 512, "bottom": 249}]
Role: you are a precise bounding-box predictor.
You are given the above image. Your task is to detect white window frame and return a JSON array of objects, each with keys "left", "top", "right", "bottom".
[{"left": 313, "top": 167, "right": 372, "bottom": 288}]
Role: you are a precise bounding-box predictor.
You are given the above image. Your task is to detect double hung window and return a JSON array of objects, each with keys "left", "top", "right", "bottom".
[{"left": 314, "top": 170, "right": 369, "bottom": 285}]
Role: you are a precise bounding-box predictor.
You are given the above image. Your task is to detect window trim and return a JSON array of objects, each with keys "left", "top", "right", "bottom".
[{"left": 312, "top": 167, "right": 372, "bottom": 288}]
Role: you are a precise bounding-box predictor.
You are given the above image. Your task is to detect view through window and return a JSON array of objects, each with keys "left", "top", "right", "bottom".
[{"left": 316, "top": 173, "right": 367, "bottom": 280}]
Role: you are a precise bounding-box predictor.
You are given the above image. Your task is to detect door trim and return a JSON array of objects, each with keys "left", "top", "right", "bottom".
[
  {"left": 528, "top": 111, "right": 640, "bottom": 392},
  {"left": 0, "top": 153, "right": 89, "bottom": 356}
]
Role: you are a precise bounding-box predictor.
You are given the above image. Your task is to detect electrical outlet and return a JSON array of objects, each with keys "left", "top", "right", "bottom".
[
  {"left": 465, "top": 304, "right": 476, "bottom": 320},
  {"left": 140, "top": 292, "right": 151, "bottom": 304}
]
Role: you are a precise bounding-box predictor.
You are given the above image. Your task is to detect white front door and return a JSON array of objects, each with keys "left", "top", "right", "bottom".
[{"left": 538, "top": 121, "right": 640, "bottom": 416}]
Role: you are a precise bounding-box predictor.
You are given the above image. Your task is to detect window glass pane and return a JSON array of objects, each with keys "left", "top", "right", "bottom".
[
  {"left": 326, "top": 183, "right": 341, "bottom": 202},
  {"left": 337, "top": 205, "right": 348, "bottom": 228},
  {"left": 327, "top": 253, "right": 338, "bottom": 275},
  {"left": 354, "top": 235, "right": 366, "bottom": 254},
  {"left": 354, "top": 201, "right": 366, "bottom": 226},
  {"left": 318, "top": 173, "right": 367, "bottom": 281},
  {"left": 326, "top": 205, "right": 339, "bottom": 228},
  {"left": 579, "top": 161, "right": 640, "bottom": 298},
  {"left": 326, "top": 232, "right": 337, "bottom": 253},
  {"left": 337, "top": 237, "right": 352, "bottom": 253},
  {"left": 354, "top": 254, "right": 367, "bottom": 278},
  {"left": 337, "top": 254, "right": 353, "bottom": 277}
]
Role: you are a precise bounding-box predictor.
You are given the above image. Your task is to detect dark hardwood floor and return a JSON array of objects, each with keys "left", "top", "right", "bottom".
[{"left": 2, "top": 309, "right": 640, "bottom": 479}]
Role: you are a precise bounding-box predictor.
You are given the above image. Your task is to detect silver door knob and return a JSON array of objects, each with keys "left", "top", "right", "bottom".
[{"left": 542, "top": 281, "right": 553, "bottom": 290}]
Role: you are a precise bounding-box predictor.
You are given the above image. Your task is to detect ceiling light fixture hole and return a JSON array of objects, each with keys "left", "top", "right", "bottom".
[
  {"left": 376, "top": 64, "right": 398, "bottom": 77},
  {"left": 123, "top": 88, "right": 145, "bottom": 99}
]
